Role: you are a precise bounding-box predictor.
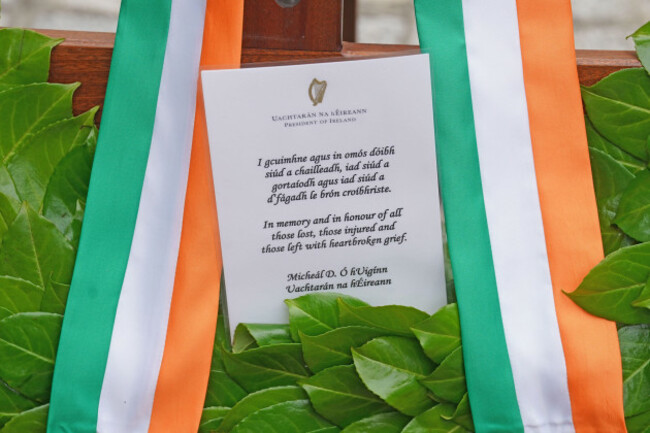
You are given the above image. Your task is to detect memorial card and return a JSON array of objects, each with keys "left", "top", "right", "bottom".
[{"left": 202, "top": 54, "right": 446, "bottom": 332}]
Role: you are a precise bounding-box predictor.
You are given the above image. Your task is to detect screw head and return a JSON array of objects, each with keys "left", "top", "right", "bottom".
[{"left": 275, "top": 0, "right": 301, "bottom": 7}]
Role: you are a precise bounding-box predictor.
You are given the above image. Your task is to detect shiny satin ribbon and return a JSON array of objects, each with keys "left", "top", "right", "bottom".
[
  {"left": 47, "top": 1, "right": 244, "bottom": 431},
  {"left": 414, "top": 0, "right": 626, "bottom": 431}
]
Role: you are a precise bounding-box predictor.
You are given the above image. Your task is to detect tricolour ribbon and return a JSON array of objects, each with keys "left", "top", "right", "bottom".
[
  {"left": 148, "top": 2, "right": 244, "bottom": 431},
  {"left": 47, "top": 1, "right": 244, "bottom": 432},
  {"left": 414, "top": 1, "right": 627, "bottom": 432}
]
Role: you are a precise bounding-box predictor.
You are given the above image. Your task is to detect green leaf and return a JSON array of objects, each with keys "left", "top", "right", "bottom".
[
  {"left": 0, "top": 170, "right": 21, "bottom": 216},
  {"left": 420, "top": 347, "right": 466, "bottom": 404},
  {"left": 0, "top": 83, "right": 78, "bottom": 162},
  {"left": 0, "top": 29, "right": 62, "bottom": 91},
  {"left": 0, "top": 276, "right": 42, "bottom": 321},
  {"left": 300, "top": 365, "right": 393, "bottom": 427},
  {"left": 39, "top": 279, "right": 69, "bottom": 315},
  {"left": 211, "top": 282, "right": 231, "bottom": 371},
  {"left": 0, "top": 204, "right": 75, "bottom": 290},
  {"left": 232, "top": 326, "right": 257, "bottom": 353},
  {"left": 589, "top": 147, "right": 636, "bottom": 202},
  {"left": 443, "top": 231, "right": 456, "bottom": 303},
  {"left": 285, "top": 294, "right": 368, "bottom": 342},
  {"left": 0, "top": 404, "right": 48, "bottom": 433},
  {"left": 222, "top": 344, "right": 309, "bottom": 392},
  {"left": 0, "top": 381, "right": 37, "bottom": 429},
  {"left": 204, "top": 370, "right": 247, "bottom": 408},
  {"left": 619, "top": 325, "right": 650, "bottom": 417},
  {"left": 352, "top": 337, "right": 435, "bottom": 416},
  {"left": 0, "top": 193, "right": 17, "bottom": 240},
  {"left": 615, "top": 170, "right": 650, "bottom": 242},
  {"left": 7, "top": 108, "right": 97, "bottom": 210},
  {"left": 633, "top": 278, "right": 650, "bottom": 310},
  {"left": 199, "top": 406, "right": 230, "bottom": 433},
  {"left": 629, "top": 21, "right": 650, "bottom": 74},
  {"left": 444, "top": 393, "right": 474, "bottom": 432},
  {"left": 581, "top": 68, "right": 650, "bottom": 161},
  {"left": 626, "top": 408, "right": 650, "bottom": 433},
  {"left": 230, "top": 400, "right": 338, "bottom": 433},
  {"left": 300, "top": 326, "right": 386, "bottom": 373},
  {"left": 0, "top": 313, "right": 62, "bottom": 402},
  {"left": 338, "top": 300, "right": 428, "bottom": 337},
  {"left": 599, "top": 195, "right": 638, "bottom": 257},
  {"left": 233, "top": 324, "right": 292, "bottom": 353},
  {"left": 589, "top": 147, "right": 637, "bottom": 254},
  {"left": 411, "top": 304, "right": 461, "bottom": 364},
  {"left": 42, "top": 141, "right": 96, "bottom": 247},
  {"left": 567, "top": 242, "right": 650, "bottom": 324},
  {"left": 218, "top": 386, "right": 307, "bottom": 433},
  {"left": 217, "top": 275, "right": 231, "bottom": 350},
  {"left": 339, "top": 412, "right": 410, "bottom": 433},
  {"left": 401, "top": 404, "right": 467, "bottom": 433},
  {"left": 586, "top": 116, "right": 646, "bottom": 174},
  {"left": 0, "top": 31, "right": 99, "bottom": 431},
  {"left": 0, "top": 309, "right": 10, "bottom": 325}
]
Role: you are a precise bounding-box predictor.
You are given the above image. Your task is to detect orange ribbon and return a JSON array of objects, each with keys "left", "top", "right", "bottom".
[
  {"left": 515, "top": 1, "right": 627, "bottom": 431},
  {"left": 148, "top": 2, "right": 245, "bottom": 431}
]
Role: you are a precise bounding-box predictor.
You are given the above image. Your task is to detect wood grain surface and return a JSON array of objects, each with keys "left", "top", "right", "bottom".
[{"left": 38, "top": 30, "right": 641, "bottom": 124}]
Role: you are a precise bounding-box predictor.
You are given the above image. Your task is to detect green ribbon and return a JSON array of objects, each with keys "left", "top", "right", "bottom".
[
  {"left": 47, "top": 0, "right": 172, "bottom": 431},
  {"left": 413, "top": 1, "right": 524, "bottom": 431}
]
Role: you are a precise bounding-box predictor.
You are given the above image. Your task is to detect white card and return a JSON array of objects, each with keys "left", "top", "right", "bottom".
[{"left": 202, "top": 54, "right": 446, "bottom": 332}]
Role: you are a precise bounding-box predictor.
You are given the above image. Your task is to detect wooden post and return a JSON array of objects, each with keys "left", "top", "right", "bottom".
[
  {"left": 243, "top": 0, "right": 343, "bottom": 51},
  {"left": 343, "top": 0, "right": 357, "bottom": 42},
  {"left": 33, "top": 1, "right": 640, "bottom": 123}
]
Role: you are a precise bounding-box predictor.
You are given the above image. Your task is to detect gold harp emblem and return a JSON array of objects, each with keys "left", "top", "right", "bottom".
[{"left": 308, "top": 78, "right": 327, "bottom": 106}]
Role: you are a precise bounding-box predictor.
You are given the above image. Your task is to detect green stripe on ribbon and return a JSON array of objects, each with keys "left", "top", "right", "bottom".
[
  {"left": 413, "top": 1, "right": 524, "bottom": 431},
  {"left": 47, "top": 0, "right": 172, "bottom": 431}
]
